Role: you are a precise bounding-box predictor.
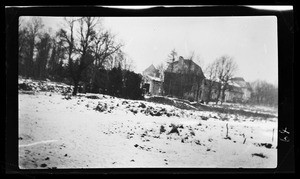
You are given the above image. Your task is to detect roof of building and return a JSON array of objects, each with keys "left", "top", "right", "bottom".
[
  {"left": 231, "top": 77, "right": 245, "bottom": 81},
  {"left": 165, "top": 56, "right": 204, "bottom": 77},
  {"left": 228, "top": 80, "right": 241, "bottom": 88},
  {"left": 230, "top": 77, "right": 252, "bottom": 89},
  {"left": 143, "top": 64, "right": 156, "bottom": 73},
  {"left": 204, "top": 78, "right": 247, "bottom": 94},
  {"left": 143, "top": 64, "right": 160, "bottom": 78}
]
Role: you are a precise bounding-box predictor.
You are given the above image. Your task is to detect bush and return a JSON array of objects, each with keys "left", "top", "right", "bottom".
[
  {"left": 19, "top": 83, "right": 32, "bottom": 91},
  {"left": 122, "top": 70, "right": 144, "bottom": 100},
  {"left": 108, "top": 67, "right": 123, "bottom": 97},
  {"left": 187, "top": 95, "right": 194, "bottom": 102},
  {"left": 94, "top": 103, "right": 108, "bottom": 112},
  {"left": 90, "top": 67, "right": 144, "bottom": 100}
]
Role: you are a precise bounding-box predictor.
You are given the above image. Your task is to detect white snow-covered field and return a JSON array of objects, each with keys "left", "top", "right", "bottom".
[{"left": 18, "top": 80, "right": 278, "bottom": 169}]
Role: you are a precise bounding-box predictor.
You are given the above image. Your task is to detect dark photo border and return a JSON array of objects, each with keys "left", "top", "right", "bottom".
[{"left": 5, "top": 4, "right": 295, "bottom": 175}]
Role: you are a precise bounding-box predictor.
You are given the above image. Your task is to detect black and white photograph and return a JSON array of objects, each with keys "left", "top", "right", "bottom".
[{"left": 10, "top": 6, "right": 292, "bottom": 170}]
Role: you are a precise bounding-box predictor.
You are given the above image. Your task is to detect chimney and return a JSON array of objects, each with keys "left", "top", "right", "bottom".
[{"left": 178, "top": 56, "right": 184, "bottom": 66}]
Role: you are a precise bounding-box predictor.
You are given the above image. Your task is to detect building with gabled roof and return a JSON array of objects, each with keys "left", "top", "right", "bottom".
[
  {"left": 165, "top": 56, "right": 205, "bottom": 76},
  {"left": 200, "top": 77, "right": 252, "bottom": 103},
  {"left": 228, "top": 77, "right": 252, "bottom": 102},
  {"left": 164, "top": 56, "right": 205, "bottom": 101},
  {"left": 142, "top": 64, "right": 160, "bottom": 78},
  {"left": 142, "top": 64, "right": 163, "bottom": 96}
]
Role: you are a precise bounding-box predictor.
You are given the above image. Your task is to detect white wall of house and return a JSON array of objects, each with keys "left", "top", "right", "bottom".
[
  {"left": 242, "top": 88, "right": 251, "bottom": 101},
  {"left": 149, "top": 80, "right": 162, "bottom": 95},
  {"left": 225, "top": 90, "right": 243, "bottom": 102},
  {"left": 144, "top": 76, "right": 161, "bottom": 96}
]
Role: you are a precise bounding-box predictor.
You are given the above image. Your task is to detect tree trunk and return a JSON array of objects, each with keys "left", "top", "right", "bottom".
[
  {"left": 196, "top": 84, "right": 200, "bottom": 102},
  {"left": 28, "top": 38, "right": 35, "bottom": 78},
  {"left": 221, "top": 87, "right": 226, "bottom": 104},
  {"left": 216, "top": 84, "right": 222, "bottom": 104},
  {"left": 168, "top": 80, "right": 172, "bottom": 95},
  {"left": 180, "top": 74, "right": 184, "bottom": 98},
  {"left": 72, "top": 80, "right": 79, "bottom": 96},
  {"left": 207, "top": 89, "right": 212, "bottom": 104}
]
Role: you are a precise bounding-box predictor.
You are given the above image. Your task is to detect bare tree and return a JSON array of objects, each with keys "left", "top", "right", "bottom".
[
  {"left": 24, "top": 17, "right": 44, "bottom": 77},
  {"left": 58, "top": 17, "right": 99, "bottom": 95},
  {"left": 92, "top": 30, "right": 123, "bottom": 69},
  {"left": 18, "top": 23, "right": 29, "bottom": 75},
  {"left": 112, "top": 50, "right": 125, "bottom": 69},
  {"left": 250, "top": 80, "right": 278, "bottom": 106},
  {"left": 215, "top": 55, "right": 238, "bottom": 104},
  {"left": 58, "top": 17, "right": 123, "bottom": 95},
  {"left": 166, "top": 48, "right": 177, "bottom": 72},
  {"left": 156, "top": 63, "right": 165, "bottom": 80},
  {"left": 103, "top": 49, "right": 135, "bottom": 71},
  {"left": 203, "top": 61, "right": 219, "bottom": 103},
  {"left": 35, "top": 31, "right": 52, "bottom": 79},
  {"left": 58, "top": 17, "right": 79, "bottom": 94},
  {"left": 19, "top": 17, "right": 25, "bottom": 29},
  {"left": 188, "top": 51, "right": 195, "bottom": 61},
  {"left": 164, "top": 49, "right": 178, "bottom": 96},
  {"left": 123, "top": 57, "right": 135, "bottom": 71},
  {"left": 47, "top": 34, "right": 67, "bottom": 81},
  {"left": 195, "top": 55, "right": 205, "bottom": 69},
  {"left": 188, "top": 51, "right": 205, "bottom": 68}
]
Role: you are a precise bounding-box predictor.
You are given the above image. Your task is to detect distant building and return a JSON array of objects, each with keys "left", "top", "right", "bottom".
[
  {"left": 200, "top": 78, "right": 221, "bottom": 102},
  {"left": 201, "top": 77, "right": 252, "bottom": 103},
  {"left": 224, "top": 80, "right": 244, "bottom": 102},
  {"left": 164, "top": 56, "right": 205, "bottom": 101},
  {"left": 165, "top": 56, "right": 204, "bottom": 76},
  {"left": 145, "top": 55, "right": 252, "bottom": 103},
  {"left": 227, "top": 77, "right": 252, "bottom": 102},
  {"left": 142, "top": 64, "right": 163, "bottom": 96},
  {"left": 142, "top": 64, "right": 160, "bottom": 78}
]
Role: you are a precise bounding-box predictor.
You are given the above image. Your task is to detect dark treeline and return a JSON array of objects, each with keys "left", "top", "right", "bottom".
[
  {"left": 18, "top": 17, "right": 143, "bottom": 100},
  {"left": 249, "top": 80, "right": 278, "bottom": 107},
  {"left": 81, "top": 66, "right": 144, "bottom": 100}
]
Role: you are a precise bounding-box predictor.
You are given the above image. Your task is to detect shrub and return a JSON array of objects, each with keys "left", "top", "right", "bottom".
[{"left": 187, "top": 95, "right": 194, "bottom": 102}]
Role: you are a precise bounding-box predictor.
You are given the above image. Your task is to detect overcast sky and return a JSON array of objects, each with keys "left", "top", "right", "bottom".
[{"left": 23, "top": 16, "right": 278, "bottom": 85}]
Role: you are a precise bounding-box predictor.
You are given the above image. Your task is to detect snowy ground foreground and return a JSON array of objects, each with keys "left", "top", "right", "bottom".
[{"left": 18, "top": 80, "right": 278, "bottom": 169}]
